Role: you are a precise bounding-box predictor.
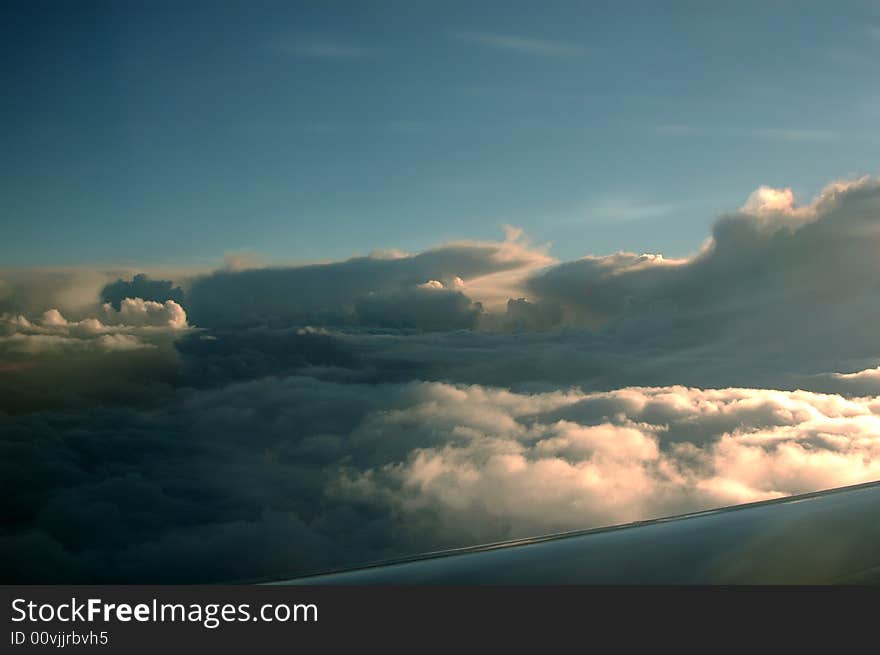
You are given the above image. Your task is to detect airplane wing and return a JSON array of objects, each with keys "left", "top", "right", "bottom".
[{"left": 272, "top": 480, "right": 880, "bottom": 584}]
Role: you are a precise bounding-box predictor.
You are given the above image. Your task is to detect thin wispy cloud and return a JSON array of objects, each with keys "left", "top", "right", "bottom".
[
  {"left": 539, "top": 196, "right": 684, "bottom": 232},
  {"left": 583, "top": 197, "right": 681, "bottom": 223},
  {"left": 654, "top": 124, "right": 702, "bottom": 136},
  {"left": 748, "top": 128, "right": 839, "bottom": 142},
  {"left": 451, "top": 30, "right": 587, "bottom": 57},
  {"left": 826, "top": 45, "right": 872, "bottom": 67},
  {"left": 276, "top": 39, "right": 369, "bottom": 60},
  {"left": 656, "top": 124, "right": 840, "bottom": 143}
]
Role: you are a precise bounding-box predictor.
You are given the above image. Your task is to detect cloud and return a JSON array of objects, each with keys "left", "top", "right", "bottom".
[
  {"left": 656, "top": 125, "right": 840, "bottom": 142},
  {"left": 832, "top": 366, "right": 880, "bottom": 387},
  {"left": 490, "top": 297, "right": 563, "bottom": 333},
  {"left": 276, "top": 39, "right": 369, "bottom": 60},
  {"left": 582, "top": 197, "right": 681, "bottom": 223},
  {"left": 808, "top": 366, "right": 880, "bottom": 397},
  {"left": 0, "top": 300, "right": 189, "bottom": 413},
  {"left": 355, "top": 287, "right": 483, "bottom": 331},
  {"left": 222, "top": 251, "right": 267, "bottom": 272},
  {"left": 1, "top": 299, "right": 188, "bottom": 345},
  {"left": 108, "top": 298, "right": 188, "bottom": 330},
  {"left": 174, "top": 326, "right": 359, "bottom": 388},
  {"left": 101, "top": 274, "right": 184, "bottom": 311},
  {"left": 524, "top": 177, "right": 880, "bottom": 364},
  {"left": 4, "top": 376, "right": 880, "bottom": 582},
  {"left": 4, "top": 172, "right": 880, "bottom": 583},
  {"left": 747, "top": 128, "right": 840, "bottom": 142},
  {"left": 13, "top": 174, "right": 880, "bottom": 414},
  {"left": 451, "top": 31, "right": 588, "bottom": 57},
  {"left": 0, "top": 268, "right": 124, "bottom": 318},
  {"left": 0, "top": 376, "right": 396, "bottom": 582},
  {"left": 185, "top": 235, "right": 553, "bottom": 328},
  {"left": 740, "top": 185, "right": 799, "bottom": 215},
  {"left": 339, "top": 383, "right": 880, "bottom": 542}
]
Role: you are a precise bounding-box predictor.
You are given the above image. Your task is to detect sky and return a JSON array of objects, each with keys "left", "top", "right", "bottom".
[
  {"left": 5, "top": 2, "right": 880, "bottom": 584},
  {"left": 4, "top": 0, "right": 879, "bottom": 267}
]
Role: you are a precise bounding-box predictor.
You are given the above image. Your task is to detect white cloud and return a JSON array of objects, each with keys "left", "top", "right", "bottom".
[
  {"left": 106, "top": 298, "right": 188, "bottom": 330},
  {"left": 817, "top": 366, "right": 880, "bottom": 396},
  {"left": 339, "top": 382, "right": 880, "bottom": 539},
  {"left": 741, "top": 186, "right": 799, "bottom": 214},
  {"left": 0, "top": 299, "right": 189, "bottom": 354},
  {"left": 833, "top": 366, "right": 880, "bottom": 384}
]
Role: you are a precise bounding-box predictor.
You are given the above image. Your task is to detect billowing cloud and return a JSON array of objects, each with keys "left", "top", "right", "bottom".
[
  {"left": 4, "top": 377, "right": 880, "bottom": 583},
  {"left": 525, "top": 177, "right": 880, "bottom": 365},
  {"left": 101, "top": 274, "right": 185, "bottom": 311},
  {"left": 1, "top": 299, "right": 188, "bottom": 353},
  {"left": 0, "top": 300, "right": 189, "bottom": 413},
  {"left": 4, "top": 173, "right": 880, "bottom": 583},
  {"left": 338, "top": 383, "right": 880, "bottom": 542},
  {"left": 108, "top": 298, "right": 189, "bottom": 330}
]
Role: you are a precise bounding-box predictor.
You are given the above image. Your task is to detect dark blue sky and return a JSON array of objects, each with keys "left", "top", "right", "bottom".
[{"left": 3, "top": 1, "right": 878, "bottom": 266}]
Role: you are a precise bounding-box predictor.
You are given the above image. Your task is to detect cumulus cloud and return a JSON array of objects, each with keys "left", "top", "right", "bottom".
[
  {"left": 525, "top": 177, "right": 880, "bottom": 364},
  {"left": 1, "top": 299, "right": 188, "bottom": 352},
  {"left": 101, "top": 274, "right": 185, "bottom": 311},
  {"left": 338, "top": 383, "right": 880, "bottom": 542},
  {"left": 5, "top": 173, "right": 880, "bottom": 583},
  {"left": 0, "top": 300, "right": 189, "bottom": 413},
  {"left": 107, "top": 298, "right": 189, "bottom": 330}
]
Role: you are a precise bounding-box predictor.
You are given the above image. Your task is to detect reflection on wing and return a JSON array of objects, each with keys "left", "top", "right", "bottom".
[{"left": 272, "top": 481, "right": 880, "bottom": 584}]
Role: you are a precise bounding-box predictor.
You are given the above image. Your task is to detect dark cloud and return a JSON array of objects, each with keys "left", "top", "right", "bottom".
[
  {"left": 492, "top": 297, "right": 563, "bottom": 332},
  {"left": 355, "top": 288, "right": 482, "bottom": 331},
  {"left": 175, "top": 327, "right": 359, "bottom": 387},
  {"left": 185, "top": 240, "right": 549, "bottom": 328},
  {"left": 0, "top": 378, "right": 439, "bottom": 583},
  {"left": 101, "top": 274, "right": 185, "bottom": 311}
]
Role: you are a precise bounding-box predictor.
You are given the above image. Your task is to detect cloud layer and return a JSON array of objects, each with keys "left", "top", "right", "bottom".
[
  {"left": 4, "top": 378, "right": 880, "bottom": 583},
  {"left": 343, "top": 383, "right": 880, "bottom": 540},
  {"left": 185, "top": 235, "right": 552, "bottom": 328},
  {"left": 4, "top": 175, "right": 880, "bottom": 581}
]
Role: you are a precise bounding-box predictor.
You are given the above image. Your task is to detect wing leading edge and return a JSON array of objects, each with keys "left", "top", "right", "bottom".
[{"left": 272, "top": 480, "right": 880, "bottom": 584}]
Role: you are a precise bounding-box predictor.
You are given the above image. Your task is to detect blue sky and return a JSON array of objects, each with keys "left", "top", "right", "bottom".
[{"left": 3, "top": 0, "right": 879, "bottom": 267}]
